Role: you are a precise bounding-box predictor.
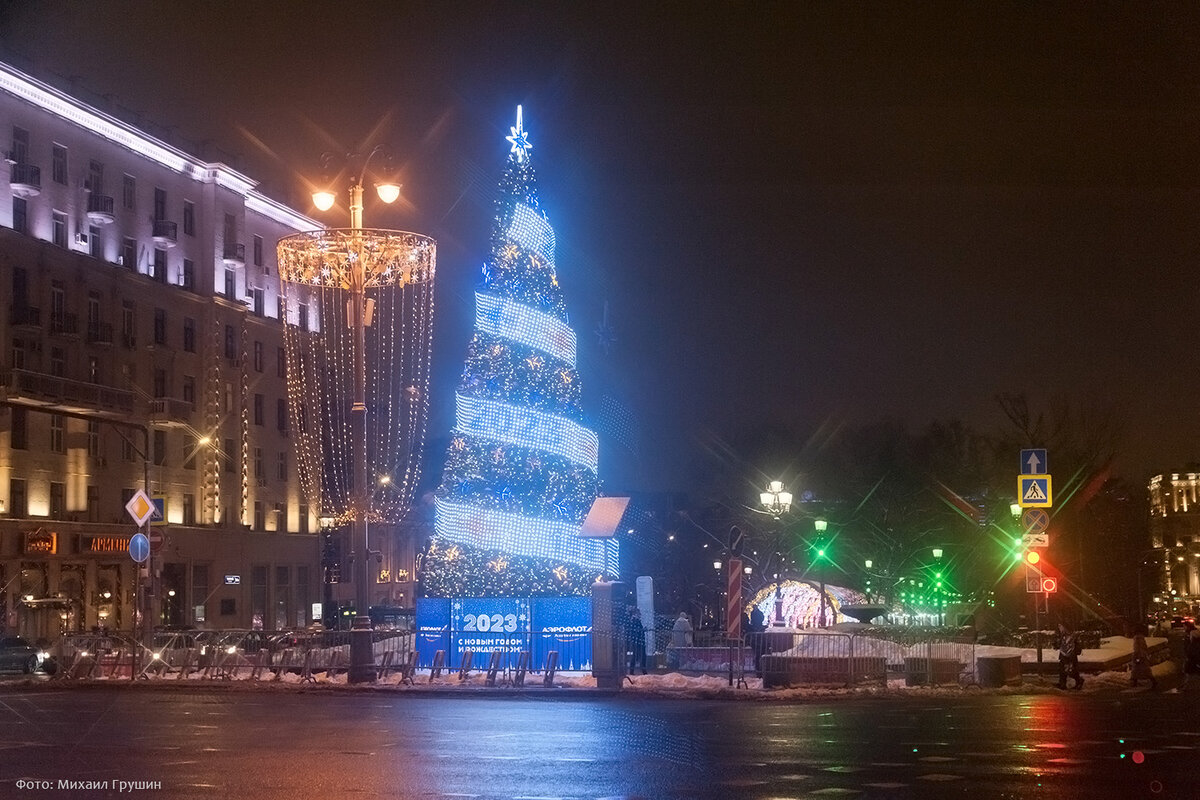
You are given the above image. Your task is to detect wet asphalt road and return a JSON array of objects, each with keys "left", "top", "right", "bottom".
[{"left": 0, "top": 684, "right": 1197, "bottom": 800}]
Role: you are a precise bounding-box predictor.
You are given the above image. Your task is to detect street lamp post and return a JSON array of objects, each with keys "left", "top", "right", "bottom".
[
  {"left": 813, "top": 519, "right": 828, "bottom": 628},
  {"left": 280, "top": 146, "right": 435, "bottom": 684},
  {"left": 759, "top": 480, "right": 793, "bottom": 627}
]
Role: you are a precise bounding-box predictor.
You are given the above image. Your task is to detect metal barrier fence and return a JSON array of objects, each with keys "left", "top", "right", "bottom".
[
  {"left": 50, "top": 629, "right": 418, "bottom": 683},
  {"left": 660, "top": 629, "right": 976, "bottom": 688}
]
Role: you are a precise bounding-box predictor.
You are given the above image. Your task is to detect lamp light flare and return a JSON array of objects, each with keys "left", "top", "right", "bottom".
[
  {"left": 312, "top": 190, "right": 336, "bottom": 211},
  {"left": 375, "top": 182, "right": 401, "bottom": 204}
]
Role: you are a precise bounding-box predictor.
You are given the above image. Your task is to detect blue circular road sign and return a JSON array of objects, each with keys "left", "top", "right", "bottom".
[{"left": 129, "top": 532, "right": 150, "bottom": 563}]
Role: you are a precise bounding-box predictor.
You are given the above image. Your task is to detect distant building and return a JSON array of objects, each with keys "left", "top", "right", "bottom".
[
  {"left": 1147, "top": 471, "right": 1200, "bottom": 607},
  {"left": 0, "top": 60, "right": 414, "bottom": 638}
]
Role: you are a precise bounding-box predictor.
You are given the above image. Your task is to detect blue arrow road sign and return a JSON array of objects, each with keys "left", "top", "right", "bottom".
[
  {"left": 1020, "top": 448, "right": 1048, "bottom": 475},
  {"left": 129, "top": 532, "right": 150, "bottom": 563}
]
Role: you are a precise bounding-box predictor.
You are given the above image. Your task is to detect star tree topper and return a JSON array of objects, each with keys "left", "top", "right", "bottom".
[{"left": 506, "top": 105, "right": 533, "bottom": 163}]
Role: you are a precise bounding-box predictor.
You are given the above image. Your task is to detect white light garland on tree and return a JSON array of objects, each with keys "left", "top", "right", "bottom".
[{"left": 428, "top": 107, "right": 616, "bottom": 598}]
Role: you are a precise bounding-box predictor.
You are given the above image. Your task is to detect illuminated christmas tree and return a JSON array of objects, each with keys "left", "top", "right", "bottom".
[{"left": 424, "top": 107, "right": 617, "bottom": 597}]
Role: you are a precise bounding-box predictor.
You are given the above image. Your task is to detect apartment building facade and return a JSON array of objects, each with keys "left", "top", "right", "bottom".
[
  {"left": 1147, "top": 470, "right": 1200, "bottom": 612},
  {"left": 0, "top": 60, "right": 329, "bottom": 639}
]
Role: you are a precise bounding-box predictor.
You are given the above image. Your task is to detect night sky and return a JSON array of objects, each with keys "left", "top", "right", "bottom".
[{"left": 3, "top": 2, "right": 1199, "bottom": 493}]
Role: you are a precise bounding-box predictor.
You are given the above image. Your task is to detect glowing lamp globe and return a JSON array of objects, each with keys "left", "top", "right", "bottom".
[
  {"left": 375, "top": 182, "right": 401, "bottom": 204},
  {"left": 312, "top": 190, "right": 336, "bottom": 211}
]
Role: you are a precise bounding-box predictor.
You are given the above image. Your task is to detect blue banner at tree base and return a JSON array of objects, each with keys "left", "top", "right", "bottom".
[{"left": 416, "top": 596, "right": 592, "bottom": 672}]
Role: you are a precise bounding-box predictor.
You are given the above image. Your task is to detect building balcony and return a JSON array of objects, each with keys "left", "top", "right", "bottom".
[
  {"left": 86, "top": 322, "right": 114, "bottom": 345},
  {"left": 9, "top": 162, "right": 41, "bottom": 198},
  {"left": 223, "top": 241, "right": 245, "bottom": 265},
  {"left": 0, "top": 367, "right": 136, "bottom": 418},
  {"left": 149, "top": 397, "right": 193, "bottom": 428},
  {"left": 152, "top": 219, "right": 178, "bottom": 247},
  {"left": 86, "top": 194, "right": 115, "bottom": 224},
  {"left": 49, "top": 313, "right": 79, "bottom": 337},
  {"left": 9, "top": 305, "right": 41, "bottom": 329}
]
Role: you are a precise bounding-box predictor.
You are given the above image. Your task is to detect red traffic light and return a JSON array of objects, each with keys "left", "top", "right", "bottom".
[{"left": 1041, "top": 577, "right": 1058, "bottom": 593}]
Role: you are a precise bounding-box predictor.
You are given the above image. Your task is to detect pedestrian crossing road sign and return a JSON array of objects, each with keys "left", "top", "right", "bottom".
[{"left": 1018, "top": 474, "right": 1052, "bottom": 508}]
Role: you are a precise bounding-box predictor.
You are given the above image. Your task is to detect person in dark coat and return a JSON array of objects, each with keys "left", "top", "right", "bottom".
[
  {"left": 1056, "top": 621, "right": 1082, "bottom": 690},
  {"left": 625, "top": 604, "right": 648, "bottom": 675}
]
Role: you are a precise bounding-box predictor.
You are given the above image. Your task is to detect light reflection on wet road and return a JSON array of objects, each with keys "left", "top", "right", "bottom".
[{"left": 0, "top": 687, "right": 1194, "bottom": 799}]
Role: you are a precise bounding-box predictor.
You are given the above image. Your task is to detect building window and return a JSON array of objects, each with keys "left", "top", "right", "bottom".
[
  {"left": 11, "top": 338, "right": 24, "bottom": 371},
  {"left": 299, "top": 504, "right": 309, "bottom": 535},
  {"left": 182, "top": 375, "right": 195, "bottom": 406},
  {"left": 253, "top": 235, "right": 263, "bottom": 266},
  {"left": 183, "top": 201, "right": 195, "bottom": 236},
  {"left": 153, "top": 429, "right": 167, "bottom": 466},
  {"left": 121, "top": 302, "right": 135, "bottom": 348},
  {"left": 121, "top": 433, "right": 135, "bottom": 462},
  {"left": 154, "top": 308, "right": 167, "bottom": 345},
  {"left": 183, "top": 494, "right": 196, "bottom": 526},
  {"left": 182, "top": 258, "right": 194, "bottom": 291},
  {"left": 153, "top": 248, "right": 167, "bottom": 283},
  {"left": 253, "top": 502, "right": 265, "bottom": 531},
  {"left": 50, "top": 280, "right": 66, "bottom": 331},
  {"left": 277, "top": 296, "right": 285, "bottom": 322},
  {"left": 251, "top": 565, "right": 267, "bottom": 630},
  {"left": 88, "top": 356, "right": 99, "bottom": 383},
  {"left": 88, "top": 160, "right": 104, "bottom": 195},
  {"left": 274, "top": 503, "right": 286, "bottom": 532},
  {"left": 12, "top": 197, "right": 27, "bottom": 234},
  {"left": 121, "top": 237, "right": 136, "bottom": 269},
  {"left": 153, "top": 368, "right": 167, "bottom": 398},
  {"left": 50, "top": 346, "right": 65, "bottom": 377},
  {"left": 11, "top": 126, "right": 29, "bottom": 161},
  {"left": 277, "top": 347, "right": 286, "bottom": 378},
  {"left": 277, "top": 451, "right": 287, "bottom": 481},
  {"left": 253, "top": 394, "right": 264, "bottom": 426},
  {"left": 224, "top": 325, "right": 237, "bottom": 360},
  {"left": 252, "top": 288, "right": 264, "bottom": 317},
  {"left": 52, "top": 211, "right": 67, "bottom": 247},
  {"left": 52, "top": 144, "right": 67, "bottom": 185},
  {"left": 49, "top": 482, "right": 65, "bottom": 518},
  {"left": 122, "top": 174, "right": 135, "bottom": 210},
  {"left": 87, "top": 485, "right": 100, "bottom": 523},
  {"left": 276, "top": 398, "right": 287, "bottom": 434},
  {"left": 50, "top": 414, "right": 65, "bottom": 453},
  {"left": 253, "top": 341, "right": 263, "bottom": 372},
  {"left": 10, "top": 407, "right": 27, "bottom": 450},
  {"left": 298, "top": 303, "right": 309, "bottom": 332},
  {"left": 223, "top": 438, "right": 235, "bottom": 473},
  {"left": 224, "top": 268, "right": 236, "bottom": 298},
  {"left": 9, "top": 479, "right": 27, "bottom": 517},
  {"left": 89, "top": 225, "right": 102, "bottom": 259},
  {"left": 254, "top": 447, "right": 264, "bottom": 478},
  {"left": 153, "top": 187, "right": 166, "bottom": 221},
  {"left": 183, "top": 317, "right": 195, "bottom": 352},
  {"left": 87, "top": 421, "right": 100, "bottom": 457}
]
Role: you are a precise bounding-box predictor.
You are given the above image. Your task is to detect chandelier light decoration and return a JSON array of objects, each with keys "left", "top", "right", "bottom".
[
  {"left": 426, "top": 107, "right": 616, "bottom": 597},
  {"left": 277, "top": 228, "right": 436, "bottom": 526}
]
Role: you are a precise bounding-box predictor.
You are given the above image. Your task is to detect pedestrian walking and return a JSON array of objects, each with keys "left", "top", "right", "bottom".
[
  {"left": 1056, "top": 622, "right": 1083, "bottom": 690},
  {"left": 1183, "top": 621, "right": 1200, "bottom": 689},
  {"left": 671, "top": 611, "right": 693, "bottom": 648},
  {"left": 1130, "top": 623, "right": 1158, "bottom": 690},
  {"left": 625, "top": 604, "right": 648, "bottom": 675}
]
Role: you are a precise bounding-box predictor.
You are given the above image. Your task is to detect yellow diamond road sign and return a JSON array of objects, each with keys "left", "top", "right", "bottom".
[{"left": 125, "top": 489, "right": 155, "bottom": 526}]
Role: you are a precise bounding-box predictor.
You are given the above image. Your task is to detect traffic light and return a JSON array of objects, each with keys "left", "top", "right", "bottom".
[
  {"left": 1024, "top": 550, "right": 1040, "bottom": 566},
  {"left": 1041, "top": 576, "right": 1058, "bottom": 593}
]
